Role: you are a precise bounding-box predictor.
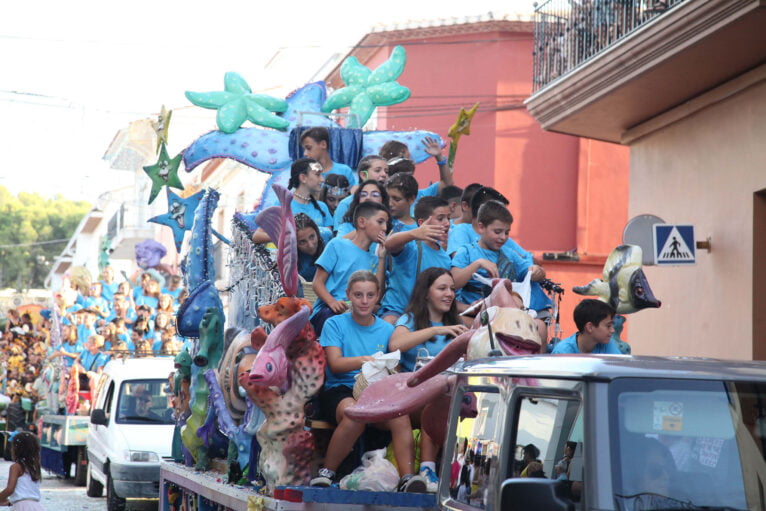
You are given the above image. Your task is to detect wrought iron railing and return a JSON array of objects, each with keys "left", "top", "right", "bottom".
[{"left": 533, "top": 0, "right": 686, "bottom": 91}]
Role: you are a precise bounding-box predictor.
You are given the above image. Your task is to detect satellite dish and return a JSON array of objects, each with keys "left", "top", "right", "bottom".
[{"left": 623, "top": 214, "right": 665, "bottom": 265}]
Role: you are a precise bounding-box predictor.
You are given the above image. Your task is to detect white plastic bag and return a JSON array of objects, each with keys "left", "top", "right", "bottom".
[
  {"left": 339, "top": 448, "right": 400, "bottom": 492},
  {"left": 360, "top": 351, "right": 400, "bottom": 384}
]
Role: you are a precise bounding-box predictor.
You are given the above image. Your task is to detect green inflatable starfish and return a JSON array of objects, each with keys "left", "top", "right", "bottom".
[
  {"left": 322, "top": 45, "right": 411, "bottom": 129},
  {"left": 142, "top": 142, "right": 184, "bottom": 205},
  {"left": 185, "top": 72, "right": 289, "bottom": 133}
]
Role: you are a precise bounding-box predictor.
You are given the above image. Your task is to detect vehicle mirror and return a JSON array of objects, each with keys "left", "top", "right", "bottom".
[
  {"left": 500, "top": 478, "right": 574, "bottom": 511},
  {"left": 90, "top": 409, "right": 107, "bottom": 426}
]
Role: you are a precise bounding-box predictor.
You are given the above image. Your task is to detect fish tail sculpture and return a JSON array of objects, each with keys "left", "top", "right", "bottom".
[
  {"left": 248, "top": 305, "right": 311, "bottom": 394},
  {"left": 573, "top": 244, "right": 661, "bottom": 314},
  {"left": 181, "top": 307, "right": 225, "bottom": 469},
  {"left": 255, "top": 184, "right": 299, "bottom": 296}
]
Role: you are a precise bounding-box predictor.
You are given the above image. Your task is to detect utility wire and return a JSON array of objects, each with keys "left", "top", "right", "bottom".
[{"left": 0, "top": 239, "right": 71, "bottom": 249}]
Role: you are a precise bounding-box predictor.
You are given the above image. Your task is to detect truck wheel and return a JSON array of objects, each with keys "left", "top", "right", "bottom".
[
  {"left": 86, "top": 464, "right": 102, "bottom": 497},
  {"left": 106, "top": 474, "right": 126, "bottom": 511},
  {"left": 74, "top": 448, "right": 87, "bottom": 486}
]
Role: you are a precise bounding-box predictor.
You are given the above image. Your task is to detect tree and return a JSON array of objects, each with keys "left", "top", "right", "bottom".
[{"left": 0, "top": 186, "right": 90, "bottom": 290}]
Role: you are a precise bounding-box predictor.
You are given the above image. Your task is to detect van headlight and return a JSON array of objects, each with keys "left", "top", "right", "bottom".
[{"left": 123, "top": 450, "right": 159, "bottom": 462}]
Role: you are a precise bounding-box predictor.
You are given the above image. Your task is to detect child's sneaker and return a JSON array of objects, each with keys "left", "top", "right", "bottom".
[
  {"left": 310, "top": 467, "right": 335, "bottom": 487},
  {"left": 419, "top": 466, "right": 439, "bottom": 493},
  {"left": 397, "top": 473, "right": 427, "bottom": 493}
]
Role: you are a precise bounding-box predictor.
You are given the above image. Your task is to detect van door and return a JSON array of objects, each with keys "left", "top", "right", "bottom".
[{"left": 88, "top": 378, "right": 114, "bottom": 481}]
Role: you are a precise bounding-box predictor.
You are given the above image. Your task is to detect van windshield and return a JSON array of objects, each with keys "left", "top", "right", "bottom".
[
  {"left": 610, "top": 378, "right": 766, "bottom": 511},
  {"left": 116, "top": 379, "right": 174, "bottom": 425}
]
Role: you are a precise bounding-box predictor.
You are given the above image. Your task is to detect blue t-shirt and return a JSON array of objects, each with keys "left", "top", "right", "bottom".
[
  {"left": 391, "top": 218, "right": 417, "bottom": 234},
  {"left": 393, "top": 313, "right": 451, "bottom": 372},
  {"left": 551, "top": 332, "right": 622, "bottom": 354},
  {"left": 76, "top": 324, "right": 97, "bottom": 345},
  {"left": 291, "top": 199, "right": 334, "bottom": 240},
  {"left": 161, "top": 287, "right": 183, "bottom": 300},
  {"left": 313, "top": 238, "right": 379, "bottom": 314},
  {"left": 332, "top": 195, "right": 354, "bottom": 229},
  {"left": 79, "top": 350, "right": 110, "bottom": 372},
  {"left": 447, "top": 223, "right": 534, "bottom": 265},
  {"left": 324, "top": 161, "right": 357, "bottom": 187},
  {"left": 83, "top": 296, "right": 111, "bottom": 316},
  {"left": 451, "top": 242, "right": 528, "bottom": 304},
  {"left": 320, "top": 313, "right": 393, "bottom": 388},
  {"left": 100, "top": 281, "right": 119, "bottom": 302},
  {"left": 135, "top": 295, "right": 159, "bottom": 311},
  {"left": 60, "top": 342, "right": 83, "bottom": 367},
  {"left": 380, "top": 241, "right": 451, "bottom": 317}
]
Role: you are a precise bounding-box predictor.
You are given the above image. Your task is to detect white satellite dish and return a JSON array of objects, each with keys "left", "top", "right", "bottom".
[{"left": 623, "top": 214, "right": 665, "bottom": 265}]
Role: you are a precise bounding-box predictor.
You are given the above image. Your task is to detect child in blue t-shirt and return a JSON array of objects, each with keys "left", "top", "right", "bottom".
[
  {"left": 332, "top": 155, "right": 389, "bottom": 228},
  {"left": 335, "top": 180, "right": 389, "bottom": 237},
  {"left": 379, "top": 196, "right": 452, "bottom": 323},
  {"left": 310, "top": 201, "right": 388, "bottom": 335},
  {"left": 389, "top": 267, "right": 469, "bottom": 490},
  {"left": 386, "top": 173, "right": 418, "bottom": 234},
  {"left": 300, "top": 127, "right": 358, "bottom": 188},
  {"left": 552, "top": 299, "right": 621, "bottom": 354},
  {"left": 294, "top": 213, "right": 329, "bottom": 282},
  {"left": 312, "top": 271, "right": 426, "bottom": 493}
]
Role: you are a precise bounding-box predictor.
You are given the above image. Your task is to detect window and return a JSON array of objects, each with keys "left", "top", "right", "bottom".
[
  {"left": 610, "top": 378, "right": 764, "bottom": 510},
  {"left": 116, "top": 379, "right": 173, "bottom": 424}
]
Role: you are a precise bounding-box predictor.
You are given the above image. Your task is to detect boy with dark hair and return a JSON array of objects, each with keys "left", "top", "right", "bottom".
[
  {"left": 386, "top": 173, "right": 419, "bottom": 233},
  {"left": 300, "top": 127, "right": 358, "bottom": 188},
  {"left": 379, "top": 196, "right": 452, "bottom": 323},
  {"left": 439, "top": 185, "right": 463, "bottom": 220},
  {"left": 311, "top": 201, "right": 389, "bottom": 335},
  {"left": 451, "top": 201, "right": 528, "bottom": 306},
  {"left": 333, "top": 155, "right": 389, "bottom": 228},
  {"left": 552, "top": 299, "right": 620, "bottom": 354},
  {"left": 379, "top": 136, "right": 455, "bottom": 199}
]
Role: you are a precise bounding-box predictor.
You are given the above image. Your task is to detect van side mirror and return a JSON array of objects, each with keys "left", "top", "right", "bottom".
[
  {"left": 90, "top": 409, "right": 107, "bottom": 426},
  {"left": 500, "top": 478, "right": 574, "bottom": 511}
]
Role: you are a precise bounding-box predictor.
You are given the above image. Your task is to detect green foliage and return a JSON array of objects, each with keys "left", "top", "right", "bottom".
[{"left": 0, "top": 186, "right": 90, "bottom": 290}]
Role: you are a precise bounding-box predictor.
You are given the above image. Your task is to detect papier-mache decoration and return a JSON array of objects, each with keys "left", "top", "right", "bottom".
[
  {"left": 151, "top": 105, "right": 173, "bottom": 154},
  {"left": 135, "top": 239, "right": 167, "bottom": 270},
  {"left": 447, "top": 102, "right": 479, "bottom": 168},
  {"left": 185, "top": 72, "right": 289, "bottom": 133},
  {"left": 254, "top": 184, "right": 299, "bottom": 297},
  {"left": 321, "top": 45, "right": 410, "bottom": 129},
  {"left": 573, "top": 244, "right": 661, "bottom": 314},
  {"left": 143, "top": 142, "right": 184, "bottom": 204},
  {"left": 148, "top": 189, "right": 205, "bottom": 252}
]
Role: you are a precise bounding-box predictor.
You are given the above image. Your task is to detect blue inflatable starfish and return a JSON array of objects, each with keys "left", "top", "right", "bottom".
[{"left": 148, "top": 189, "right": 204, "bottom": 252}]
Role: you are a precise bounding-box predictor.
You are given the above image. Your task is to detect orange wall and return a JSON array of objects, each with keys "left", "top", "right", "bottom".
[{"left": 353, "top": 29, "right": 629, "bottom": 338}]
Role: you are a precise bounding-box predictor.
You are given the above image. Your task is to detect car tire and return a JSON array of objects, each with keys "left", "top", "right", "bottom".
[
  {"left": 86, "top": 464, "right": 103, "bottom": 498},
  {"left": 74, "top": 448, "right": 87, "bottom": 486},
  {"left": 106, "top": 473, "right": 126, "bottom": 511}
]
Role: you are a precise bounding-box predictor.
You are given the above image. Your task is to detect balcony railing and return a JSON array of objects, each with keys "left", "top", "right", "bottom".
[{"left": 533, "top": 0, "right": 685, "bottom": 91}]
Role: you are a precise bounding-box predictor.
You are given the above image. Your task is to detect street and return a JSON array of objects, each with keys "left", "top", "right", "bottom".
[{"left": 0, "top": 460, "right": 157, "bottom": 511}]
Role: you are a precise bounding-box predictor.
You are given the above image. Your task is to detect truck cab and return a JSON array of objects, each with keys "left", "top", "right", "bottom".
[
  {"left": 86, "top": 357, "right": 175, "bottom": 511},
  {"left": 437, "top": 355, "right": 766, "bottom": 511}
]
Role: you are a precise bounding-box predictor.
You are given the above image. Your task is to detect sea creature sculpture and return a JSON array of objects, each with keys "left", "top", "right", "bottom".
[
  {"left": 185, "top": 72, "right": 289, "bottom": 133},
  {"left": 573, "top": 244, "right": 661, "bottom": 314},
  {"left": 321, "top": 45, "right": 411, "bottom": 128},
  {"left": 238, "top": 304, "right": 325, "bottom": 492},
  {"left": 257, "top": 297, "right": 311, "bottom": 326},
  {"left": 181, "top": 307, "right": 225, "bottom": 469},
  {"left": 135, "top": 239, "right": 167, "bottom": 270},
  {"left": 142, "top": 142, "right": 184, "bottom": 204},
  {"left": 248, "top": 305, "right": 311, "bottom": 394},
  {"left": 254, "top": 185, "right": 299, "bottom": 297},
  {"left": 176, "top": 189, "right": 224, "bottom": 338},
  {"left": 149, "top": 189, "right": 205, "bottom": 252},
  {"left": 346, "top": 279, "right": 541, "bottom": 444}
]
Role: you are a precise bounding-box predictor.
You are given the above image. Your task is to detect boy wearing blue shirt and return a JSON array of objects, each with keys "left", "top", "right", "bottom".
[
  {"left": 386, "top": 173, "right": 418, "bottom": 234},
  {"left": 380, "top": 197, "right": 452, "bottom": 323},
  {"left": 451, "top": 201, "right": 535, "bottom": 305},
  {"left": 333, "top": 155, "right": 389, "bottom": 229},
  {"left": 300, "top": 127, "right": 358, "bottom": 188},
  {"left": 552, "top": 299, "right": 621, "bottom": 354},
  {"left": 311, "top": 201, "right": 389, "bottom": 335}
]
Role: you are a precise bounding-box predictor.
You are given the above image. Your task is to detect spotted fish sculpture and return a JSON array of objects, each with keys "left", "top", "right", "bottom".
[{"left": 573, "top": 244, "right": 661, "bottom": 314}]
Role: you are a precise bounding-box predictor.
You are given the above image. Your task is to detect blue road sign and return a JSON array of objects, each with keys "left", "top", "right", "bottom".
[{"left": 654, "top": 224, "right": 695, "bottom": 265}]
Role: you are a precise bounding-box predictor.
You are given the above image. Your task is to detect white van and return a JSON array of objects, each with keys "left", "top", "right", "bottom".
[{"left": 86, "top": 357, "right": 175, "bottom": 511}]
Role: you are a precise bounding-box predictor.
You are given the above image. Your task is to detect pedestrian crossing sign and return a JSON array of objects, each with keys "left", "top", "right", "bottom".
[{"left": 653, "top": 224, "right": 695, "bottom": 265}]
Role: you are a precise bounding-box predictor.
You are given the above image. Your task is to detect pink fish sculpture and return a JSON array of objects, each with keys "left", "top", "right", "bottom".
[
  {"left": 255, "top": 184, "right": 299, "bottom": 296},
  {"left": 248, "top": 305, "right": 311, "bottom": 394}
]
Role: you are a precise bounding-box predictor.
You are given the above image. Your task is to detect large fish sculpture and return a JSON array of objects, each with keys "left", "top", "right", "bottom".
[
  {"left": 573, "top": 244, "right": 661, "bottom": 314},
  {"left": 255, "top": 184, "right": 299, "bottom": 296},
  {"left": 248, "top": 305, "right": 311, "bottom": 394}
]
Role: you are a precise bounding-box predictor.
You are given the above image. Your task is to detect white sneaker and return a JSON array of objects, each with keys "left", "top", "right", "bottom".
[
  {"left": 310, "top": 467, "right": 335, "bottom": 487},
  {"left": 419, "top": 466, "right": 439, "bottom": 493}
]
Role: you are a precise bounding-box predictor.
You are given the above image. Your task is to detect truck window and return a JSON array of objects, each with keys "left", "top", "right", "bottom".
[
  {"left": 116, "top": 379, "right": 173, "bottom": 424},
  {"left": 610, "top": 378, "right": 766, "bottom": 511}
]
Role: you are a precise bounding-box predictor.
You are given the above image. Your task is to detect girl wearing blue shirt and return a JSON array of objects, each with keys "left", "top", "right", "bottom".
[
  {"left": 294, "top": 214, "right": 328, "bottom": 282},
  {"left": 313, "top": 271, "right": 426, "bottom": 492},
  {"left": 388, "top": 268, "right": 468, "bottom": 490}
]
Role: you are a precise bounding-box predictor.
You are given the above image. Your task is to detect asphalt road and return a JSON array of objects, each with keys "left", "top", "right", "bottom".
[{"left": 0, "top": 459, "right": 157, "bottom": 511}]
